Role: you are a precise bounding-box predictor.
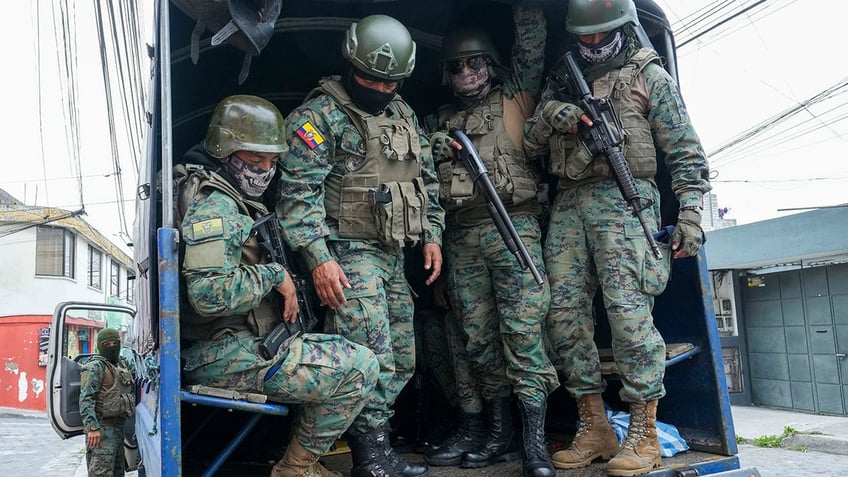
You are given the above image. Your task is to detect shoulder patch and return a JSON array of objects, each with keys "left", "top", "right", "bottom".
[
  {"left": 190, "top": 218, "right": 225, "bottom": 240},
  {"left": 296, "top": 122, "right": 325, "bottom": 149}
]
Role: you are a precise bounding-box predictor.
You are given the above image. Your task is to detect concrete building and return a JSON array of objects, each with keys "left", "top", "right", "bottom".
[
  {"left": 705, "top": 206, "right": 848, "bottom": 416},
  {"left": 0, "top": 191, "right": 134, "bottom": 411},
  {"left": 702, "top": 192, "right": 737, "bottom": 231}
]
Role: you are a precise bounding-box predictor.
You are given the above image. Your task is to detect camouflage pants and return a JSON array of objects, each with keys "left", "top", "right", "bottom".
[
  {"left": 544, "top": 179, "right": 670, "bottom": 403},
  {"left": 416, "top": 309, "right": 483, "bottom": 414},
  {"left": 182, "top": 330, "right": 379, "bottom": 454},
  {"left": 324, "top": 239, "right": 416, "bottom": 435},
  {"left": 445, "top": 214, "right": 559, "bottom": 406},
  {"left": 86, "top": 423, "right": 124, "bottom": 477}
]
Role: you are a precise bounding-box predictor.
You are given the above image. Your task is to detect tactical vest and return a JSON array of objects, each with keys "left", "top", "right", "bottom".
[
  {"left": 437, "top": 87, "right": 539, "bottom": 225},
  {"left": 89, "top": 356, "right": 135, "bottom": 420},
  {"left": 172, "top": 163, "right": 279, "bottom": 341},
  {"left": 310, "top": 79, "right": 430, "bottom": 248},
  {"left": 549, "top": 48, "right": 660, "bottom": 188}
]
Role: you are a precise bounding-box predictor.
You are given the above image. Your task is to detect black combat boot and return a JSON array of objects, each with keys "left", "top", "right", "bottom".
[
  {"left": 378, "top": 424, "right": 429, "bottom": 477},
  {"left": 424, "top": 412, "right": 487, "bottom": 466},
  {"left": 348, "top": 427, "right": 397, "bottom": 477},
  {"left": 460, "top": 396, "right": 522, "bottom": 468},
  {"left": 518, "top": 399, "right": 556, "bottom": 477}
]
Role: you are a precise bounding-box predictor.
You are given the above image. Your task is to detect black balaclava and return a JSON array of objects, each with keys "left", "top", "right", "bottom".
[
  {"left": 96, "top": 328, "right": 121, "bottom": 364},
  {"left": 344, "top": 66, "right": 399, "bottom": 115}
]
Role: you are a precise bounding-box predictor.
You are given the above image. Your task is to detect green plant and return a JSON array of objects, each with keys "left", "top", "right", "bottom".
[
  {"left": 753, "top": 434, "right": 782, "bottom": 447},
  {"left": 751, "top": 426, "right": 799, "bottom": 448},
  {"left": 735, "top": 435, "right": 746, "bottom": 444}
]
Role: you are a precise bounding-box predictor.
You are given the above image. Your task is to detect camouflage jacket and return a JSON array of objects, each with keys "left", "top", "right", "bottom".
[
  {"left": 177, "top": 154, "right": 288, "bottom": 341},
  {"left": 79, "top": 356, "right": 135, "bottom": 433},
  {"left": 525, "top": 47, "right": 711, "bottom": 210},
  {"left": 278, "top": 86, "right": 444, "bottom": 270},
  {"left": 428, "top": 6, "right": 546, "bottom": 225}
]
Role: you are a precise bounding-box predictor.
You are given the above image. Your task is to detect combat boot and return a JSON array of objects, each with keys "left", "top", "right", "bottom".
[
  {"left": 551, "top": 394, "right": 619, "bottom": 469},
  {"left": 377, "top": 424, "right": 429, "bottom": 477},
  {"left": 460, "top": 396, "right": 522, "bottom": 468},
  {"left": 517, "top": 399, "right": 555, "bottom": 477},
  {"left": 607, "top": 400, "right": 661, "bottom": 477},
  {"left": 269, "top": 438, "right": 341, "bottom": 477},
  {"left": 424, "top": 412, "right": 486, "bottom": 466},
  {"left": 347, "top": 427, "right": 398, "bottom": 477}
]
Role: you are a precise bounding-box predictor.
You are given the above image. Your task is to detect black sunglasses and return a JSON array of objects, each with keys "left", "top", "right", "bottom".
[{"left": 447, "top": 56, "right": 488, "bottom": 75}]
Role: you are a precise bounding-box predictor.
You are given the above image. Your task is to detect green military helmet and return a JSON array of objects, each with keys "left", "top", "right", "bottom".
[
  {"left": 441, "top": 27, "right": 502, "bottom": 66},
  {"left": 566, "top": 0, "right": 639, "bottom": 36},
  {"left": 203, "top": 95, "right": 285, "bottom": 159},
  {"left": 342, "top": 14, "right": 416, "bottom": 81},
  {"left": 97, "top": 328, "right": 121, "bottom": 349}
]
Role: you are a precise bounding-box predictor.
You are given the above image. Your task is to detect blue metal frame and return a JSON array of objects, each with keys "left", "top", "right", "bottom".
[{"left": 159, "top": 227, "right": 182, "bottom": 477}]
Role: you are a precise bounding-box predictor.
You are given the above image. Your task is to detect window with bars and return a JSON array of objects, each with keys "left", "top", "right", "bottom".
[
  {"left": 110, "top": 260, "right": 121, "bottom": 297},
  {"left": 36, "top": 226, "right": 76, "bottom": 278},
  {"left": 88, "top": 245, "right": 102, "bottom": 289}
]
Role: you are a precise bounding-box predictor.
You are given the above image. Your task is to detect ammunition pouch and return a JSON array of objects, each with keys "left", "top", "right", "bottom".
[{"left": 373, "top": 178, "right": 430, "bottom": 247}]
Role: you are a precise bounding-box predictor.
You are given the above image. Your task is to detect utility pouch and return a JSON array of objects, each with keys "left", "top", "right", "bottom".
[
  {"left": 373, "top": 179, "right": 428, "bottom": 247},
  {"left": 438, "top": 160, "right": 476, "bottom": 209}
]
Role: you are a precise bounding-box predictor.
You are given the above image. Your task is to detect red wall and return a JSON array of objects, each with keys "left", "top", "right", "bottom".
[{"left": 0, "top": 316, "right": 50, "bottom": 411}]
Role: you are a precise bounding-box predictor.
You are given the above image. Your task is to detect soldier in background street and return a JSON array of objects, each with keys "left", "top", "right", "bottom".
[
  {"left": 524, "top": 1, "right": 712, "bottom": 475},
  {"left": 276, "top": 14, "right": 444, "bottom": 477},
  {"left": 425, "top": 6, "right": 558, "bottom": 477},
  {"left": 176, "top": 95, "right": 380, "bottom": 477},
  {"left": 79, "top": 328, "right": 134, "bottom": 477}
]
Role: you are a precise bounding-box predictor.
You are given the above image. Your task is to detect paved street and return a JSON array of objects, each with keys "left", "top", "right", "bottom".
[
  {"left": 0, "top": 412, "right": 87, "bottom": 476},
  {"left": 2, "top": 408, "right": 847, "bottom": 476},
  {"left": 0, "top": 410, "right": 138, "bottom": 477}
]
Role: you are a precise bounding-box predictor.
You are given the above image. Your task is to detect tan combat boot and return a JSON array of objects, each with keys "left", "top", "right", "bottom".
[
  {"left": 551, "top": 394, "right": 619, "bottom": 469},
  {"left": 607, "top": 400, "right": 662, "bottom": 477},
  {"left": 270, "top": 438, "right": 341, "bottom": 477}
]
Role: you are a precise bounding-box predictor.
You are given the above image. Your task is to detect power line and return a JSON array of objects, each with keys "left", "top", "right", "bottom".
[{"left": 708, "top": 75, "right": 848, "bottom": 162}]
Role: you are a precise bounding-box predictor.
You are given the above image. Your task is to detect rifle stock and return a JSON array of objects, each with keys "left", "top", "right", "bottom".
[
  {"left": 449, "top": 129, "right": 545, "bottom": 286},
  {"left": 252, "top": 213, "right": 317, "bottom": 360},
  {"left": 560, "top": 52, "right": 663, "bottom": 259}
]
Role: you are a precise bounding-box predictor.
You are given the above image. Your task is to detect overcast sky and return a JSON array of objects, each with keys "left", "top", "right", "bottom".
[
  {"left": 662, "top": 0, "right": 848, "bottom": 225},
  {"left": 1, "top": 0, "right": 845, "bottom": 254}
]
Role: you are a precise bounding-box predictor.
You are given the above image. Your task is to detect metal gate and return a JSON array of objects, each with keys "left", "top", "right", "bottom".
[{"left": 740, "top": 262, "right": 848, "bottom": 415}]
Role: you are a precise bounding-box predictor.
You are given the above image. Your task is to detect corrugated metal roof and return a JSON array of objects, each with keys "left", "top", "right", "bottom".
[
  {"left": 704, "top": 206, "right": 848, "bottom": 272},
  {"left": 0, "top": 205, "right": 132, "bottom": 267}
]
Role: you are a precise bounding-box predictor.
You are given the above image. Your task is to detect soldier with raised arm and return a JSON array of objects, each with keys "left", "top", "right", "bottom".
[{"left": 425, "top": 6, "right": 558, "bottom": 477}]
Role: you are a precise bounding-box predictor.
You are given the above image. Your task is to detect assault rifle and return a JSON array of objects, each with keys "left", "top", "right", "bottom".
[
  {"left": 553, "top": 51, "right": 663, "bottom": 259},
  {"left": 252, "top": 213, "right": 317, "bottom": 359},
  {"left": 449, "top": 129, "right": 545, "bottom": 285}
]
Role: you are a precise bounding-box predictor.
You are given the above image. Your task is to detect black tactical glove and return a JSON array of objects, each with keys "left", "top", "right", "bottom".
[
  {"left": 430, "top": 131, "right": 458, "bottom": 163},
  {"left": 541, "top": 100, "right": 585, "bottom": 133},
  {"left": 671, "top": 208, "right": 705, "bottom": 258}
]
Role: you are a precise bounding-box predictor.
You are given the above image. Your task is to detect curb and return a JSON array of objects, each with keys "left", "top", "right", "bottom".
[
  {"left": 783, "top": 434, "right": 848, "bottom": 456},
  {"left": 0, "top": 407, "right": 47, "bottom": 419}
]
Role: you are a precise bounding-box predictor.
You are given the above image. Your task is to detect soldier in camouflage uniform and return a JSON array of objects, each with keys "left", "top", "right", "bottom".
[
  {"left": 425, "top": 7, "right": 558, "bottom": 477},
  {"left": 80, "top": 328, "right": 134, "bottom": 477},
  {"left": 524, "top": 1, "right": 711, "bottom": 475},
  {"left": 177, "top": 95, "right": 380, "bottom": 477},
  {"left": 276, "top": 15, "right": 444, "bottom": 477}
]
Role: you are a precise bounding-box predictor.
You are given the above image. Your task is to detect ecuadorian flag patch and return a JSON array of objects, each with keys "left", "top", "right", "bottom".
[
  {"left": 191, "top": 218, "right": 224, "bottom": 240},
  {"left": 296, "top": 122, "right": 325, "bottom": 149}
]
